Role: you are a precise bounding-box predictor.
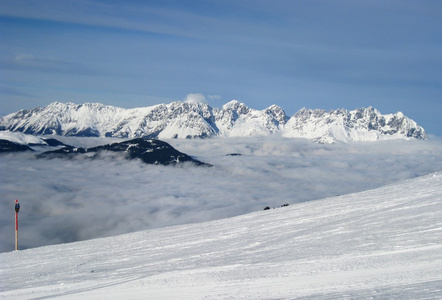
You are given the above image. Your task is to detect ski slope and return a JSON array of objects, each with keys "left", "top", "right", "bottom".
[{"left": 1, "top": 172, "right": 441, "bottom": 299}]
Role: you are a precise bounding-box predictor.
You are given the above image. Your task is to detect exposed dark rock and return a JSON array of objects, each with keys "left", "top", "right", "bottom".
[
  {"left": 0, "top": 139, "right": 34, "bottom": 153},
  {"left": 41, "top": 138, "right": 70, "bottom": 147},
  {"left": 226, "top": 153, "right": 242, "bottom": 156},
  {"left": 38, "top": 138, "right": 211, "bottom": 166}
]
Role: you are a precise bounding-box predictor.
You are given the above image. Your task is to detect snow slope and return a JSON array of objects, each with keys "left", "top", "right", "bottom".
[
  {"left": 0, "top": 130, "right": 48, "bottom": 145},
  {"left": 1, "top": 172, "right": 441, "bottom": 299}
]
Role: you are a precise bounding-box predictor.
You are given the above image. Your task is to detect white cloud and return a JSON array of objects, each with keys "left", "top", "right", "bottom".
[
  {"left": 0, "top": 136, "right": 441, "bottom": 252},
  {"left": 184, "top": 93, "right": 207, "bottom": 104}
]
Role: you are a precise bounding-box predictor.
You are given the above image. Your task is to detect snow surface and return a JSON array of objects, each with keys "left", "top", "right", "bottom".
[
  {"left": 0, "top": 131, "right": 47, "bottom": 145},
  {"left": 1, "top": 172, "right": 441, "bottom": 299}
]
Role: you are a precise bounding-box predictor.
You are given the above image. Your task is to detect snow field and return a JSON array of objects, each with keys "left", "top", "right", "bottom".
[{"left": 1, "top": 172, "right": 441, "bottom": 299}]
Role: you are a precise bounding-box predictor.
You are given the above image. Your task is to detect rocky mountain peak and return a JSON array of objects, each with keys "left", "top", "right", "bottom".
[{"left": 264, "top": 105, "right": 288, "bottom": 126}]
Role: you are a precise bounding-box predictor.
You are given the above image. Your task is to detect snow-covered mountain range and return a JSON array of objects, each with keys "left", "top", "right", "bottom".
[
  {"left": 0, "top": 101, "right": 427, "bottom": 143},
  {"left": 1, "top": 172, "right": 441, "bottom": 299}
]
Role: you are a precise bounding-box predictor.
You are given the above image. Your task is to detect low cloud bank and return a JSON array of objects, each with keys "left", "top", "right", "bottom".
[{"left": 1, "top": 136, "right": 441, "bottom": 252}]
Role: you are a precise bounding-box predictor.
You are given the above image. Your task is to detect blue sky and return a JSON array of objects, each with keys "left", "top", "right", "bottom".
[{"left": 1, "top": 0, "right": 441, "bottom": 135}]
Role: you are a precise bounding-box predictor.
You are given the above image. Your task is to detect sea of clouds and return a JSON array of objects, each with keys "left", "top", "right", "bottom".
[{"left": 1, "top": 136, "right": 441, "bottom": 252}]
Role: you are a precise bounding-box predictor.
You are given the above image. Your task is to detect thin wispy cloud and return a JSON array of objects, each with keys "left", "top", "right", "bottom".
[
  {"left": 0, "top": 0, "right": 441, "bottom": 135},
  {"left": 0, "top": 0, "right": 209, "bottom": 39},
  {"left": 3, "top": 53, "right": 97, "bottom": 75},
  {"left": 1, "top": 137, "right": 441, "bottom": 252}
]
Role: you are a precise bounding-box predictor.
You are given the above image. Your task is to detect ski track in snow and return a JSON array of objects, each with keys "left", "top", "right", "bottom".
[{"left": 1, "top": 172, "right": 441, "bottom": 299}]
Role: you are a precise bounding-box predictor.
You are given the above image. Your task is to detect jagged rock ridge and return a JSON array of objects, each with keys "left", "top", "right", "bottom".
[
  {"left": 282, "top": 107, "right": 427, "bottom": 143},
  {"left": 0, "top": 101, "right": 427, "bottom": 143}
]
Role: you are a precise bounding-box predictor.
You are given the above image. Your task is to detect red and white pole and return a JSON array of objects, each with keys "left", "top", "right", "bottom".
[{"left": 15, "top": 199, "right": 20, "bottom": 251}]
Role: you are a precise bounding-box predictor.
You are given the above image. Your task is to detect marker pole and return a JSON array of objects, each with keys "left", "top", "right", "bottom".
[
  {"left": 15, "top": 211, "right": 18, "bottom": 251},
  {"left": 14, "top": 199, "right": 20, "bottom": 251}
]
